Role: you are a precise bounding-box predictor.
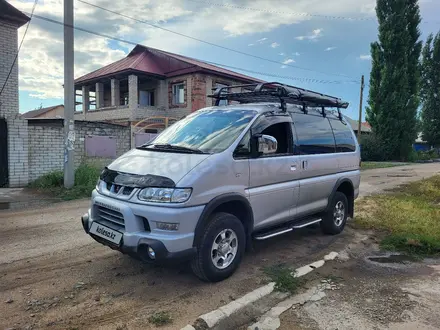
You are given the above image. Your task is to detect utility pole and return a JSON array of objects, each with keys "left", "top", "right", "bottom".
[
  {"left": 357, "top": 75, "right": 365, "bottom": 142},
  {"left": 64, "top": 0, "right": 75, "bottom": 188}
]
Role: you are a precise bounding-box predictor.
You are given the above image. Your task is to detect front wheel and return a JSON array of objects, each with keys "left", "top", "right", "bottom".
[
  {"left": 321, "top": 191, "right": 348, "bottom": 235},
  {"left": 191, "top": 212, "right": 246, "bottom": 282}
]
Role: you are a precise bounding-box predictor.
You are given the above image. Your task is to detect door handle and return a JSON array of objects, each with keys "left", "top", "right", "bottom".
[
  {"left": 290, "top": 164, "right": 297, "bottom": 171},
  {"left": 302, "top": 160, "right": 308, "bottom": 169}
]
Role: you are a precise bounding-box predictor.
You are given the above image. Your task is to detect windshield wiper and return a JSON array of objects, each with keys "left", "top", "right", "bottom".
[{"left": 138, "top": 143, "right": 207, "bottom": 154}]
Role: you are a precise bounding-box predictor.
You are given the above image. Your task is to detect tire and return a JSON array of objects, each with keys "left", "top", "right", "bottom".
[
  {"left": 321, "top": 191, "right": 348, "bottom": 235},
  {"left": 191, "top": 212, "right": 246, "bottom": 282}
]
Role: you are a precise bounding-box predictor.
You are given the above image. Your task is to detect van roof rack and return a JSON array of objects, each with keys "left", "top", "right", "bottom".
[{"left": 208, "top": 82, "right": 349, "bottom": 119}]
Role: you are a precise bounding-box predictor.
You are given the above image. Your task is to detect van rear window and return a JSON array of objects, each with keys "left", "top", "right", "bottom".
[
  {"left": 329, "top": 119, "right": 356, "bottom": 153},
  {"left": 291, "top": 113, "right": 336, "bottom": 155}
]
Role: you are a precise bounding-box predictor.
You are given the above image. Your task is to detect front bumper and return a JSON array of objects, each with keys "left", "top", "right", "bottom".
[
  {"left": 81, "top": 191, "right": 204, "bottom": 263},
  {"left": 81, "top": 213, "right": 197, "bottom": 263}
]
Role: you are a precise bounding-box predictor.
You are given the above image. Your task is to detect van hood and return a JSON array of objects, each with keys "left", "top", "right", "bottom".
[{"left": 107, "top": 148, "right": 211, "bottom": 185}]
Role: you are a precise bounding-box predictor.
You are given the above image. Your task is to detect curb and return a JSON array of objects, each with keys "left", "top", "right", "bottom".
[{"left": 181, "top": 251, "right": 339, "bottom": 330}]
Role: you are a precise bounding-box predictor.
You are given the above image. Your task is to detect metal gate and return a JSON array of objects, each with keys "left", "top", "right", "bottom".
[{"left": 0, "top": 118, "right": 8, "bottom": 187}]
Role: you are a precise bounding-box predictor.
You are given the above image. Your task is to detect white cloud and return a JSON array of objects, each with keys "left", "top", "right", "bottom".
[
  {"left": 359, "top": 54, "right": 372, "bottom": 60},
  {"left": 296, "top": 28, "right": 323, "bottom": 41},
  {"left": 325, "top": 47, "right": 336, "bottom": 51},
  {"left": 271, "top": 42, "right": 280, "bottom": 48},
  {"left": 282, "top": 58, "right": 295, "bottom": 64},
  {"left": 279, "top": 52, "right": 285, "bottom": 56},
  {"left": 281, "top": 65, "right": 287, "bottom": 69},
  {"left": 293, "top": 52, "right": 301, "bottom": 56},
  {"left": 8, "top": 0, "right": 381, "bottom": 101},
  {"left": 248, "top": 43, "right": 254, "bottom": 46}
]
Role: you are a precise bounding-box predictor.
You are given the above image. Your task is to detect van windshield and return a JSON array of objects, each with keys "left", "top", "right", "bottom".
[{"left": 143, "top": 109, "right": 256, "bottom": 154}]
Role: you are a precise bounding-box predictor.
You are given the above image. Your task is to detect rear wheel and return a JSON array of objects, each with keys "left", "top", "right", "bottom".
[
  {"left": 191, "top": 212, "right": 246, "bottom": 282},
  {"left": 321, "top": 191, "right": 348, "bottom": 235}
]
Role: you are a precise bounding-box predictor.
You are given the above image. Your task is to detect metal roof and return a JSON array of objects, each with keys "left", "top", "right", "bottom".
[
  {"left": 21, "top": 104, "right": 64, "bottom": 118},
  {"left": 75, "top": 45, "right": 264, "bottom": 86},
  {"left": 0, "top": 0, "right": 30, "bottom": 27}
]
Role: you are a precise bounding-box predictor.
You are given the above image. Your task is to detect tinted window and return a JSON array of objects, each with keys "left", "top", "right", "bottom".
[
  {"left": 260, "top": 122, "right": 291, "bottom": 155},
  {"left": 291, "top": 113, "right": 336, "bottom": 154},
  {"left": 329, "top": 118, "right": 356, "bottom": 152},
  {"left": 234, "top": 115, "right": 293, "bottom": 158}
]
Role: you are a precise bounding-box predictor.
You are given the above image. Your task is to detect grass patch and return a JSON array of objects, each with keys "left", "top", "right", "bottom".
[
  {"left": 360, "top": 162, "right": 406, "bottom": 170},
  {"left": 380, "top": 234, "right": 440, "bottom": 256},
  {"left": 355, "top": 175, "right": 440, "bottom": 256},
  {"left": 264, "top": 264, "right": 303, "bottom": 293},
  {"left": 148, "top": 311, "right": 172, "bottom": 326},
  {"left": 29, "top": 163, "right": 102, "bottom": 200}
]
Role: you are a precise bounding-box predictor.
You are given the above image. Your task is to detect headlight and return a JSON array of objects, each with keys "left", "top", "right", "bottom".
[
  {"left": 96, "top": 179, "right": 103, "bottom": 192},
  {"left": 138, "top": 187, "right": 192, "bottom": 203}
]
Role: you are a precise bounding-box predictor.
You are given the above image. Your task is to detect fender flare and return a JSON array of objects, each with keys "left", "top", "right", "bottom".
[
  {"left": 193, "top": 193, "right": 254, "bottom": 249},
  {"left": 327, "top": 178, "right": 355, "bottom": 217}
]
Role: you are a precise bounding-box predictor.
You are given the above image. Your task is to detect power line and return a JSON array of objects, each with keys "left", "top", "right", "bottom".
[
  {"left": 185, "top": 0, "right": 375, "bottom": 21},
  {"left": 184, "top": 0, "right": 439, "bottom": 25},
  {"left": 201, "top": 61, "right": 355, "bottom": 85},
  {"left": 0, "top": 0, "right": 39, "bottom": 97},
  {"left": 76, "top": 0, "right": 358, "bottom": 81},
  {"left": 27, "top": 12, "right": 362, "bottom": 86}
]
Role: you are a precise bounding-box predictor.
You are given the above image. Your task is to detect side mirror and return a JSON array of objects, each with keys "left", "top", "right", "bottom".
[{"left": 257, "top": 134, "right": 278, "bottom": 155}]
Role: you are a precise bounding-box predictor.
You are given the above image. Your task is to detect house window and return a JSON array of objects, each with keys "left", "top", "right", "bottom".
[
  {"left": 140, "top": 90, "right": 155, "bottom": 106},
  {"left": 122, "top": 92, "right": 129, "bottom": 105},
  {"left": 215, "top": 82, "right": 229, "bottom": 106},
  {"left": 172, "top": 83, "right": 185, "bottom": 105}
]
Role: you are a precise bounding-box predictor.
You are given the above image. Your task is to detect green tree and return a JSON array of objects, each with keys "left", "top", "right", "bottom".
[
  {"left": 420, "top": 32, "right": 440, "bottom": 147},
  {"left": 366, "top": 0, "right": 422, "bottom": 160}
]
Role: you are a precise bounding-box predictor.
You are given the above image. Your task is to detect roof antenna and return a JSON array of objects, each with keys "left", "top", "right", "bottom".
[
  {"left": 302, "top": 103, "right": 308, "bottom": 114},
  {"left": 280, "top": 98, "right": 287, "bottom": 112},
  {"left": 337, "top": 107, "right": 343, "bottom": 120}
]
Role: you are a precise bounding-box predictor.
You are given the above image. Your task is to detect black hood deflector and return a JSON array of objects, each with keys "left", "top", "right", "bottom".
[{"left": 100, "top": 168, "right": 176, "bottom": 188}]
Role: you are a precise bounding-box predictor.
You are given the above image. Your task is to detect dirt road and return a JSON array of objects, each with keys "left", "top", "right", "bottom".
[
  {"left": 1, "top": 163, "right": 439, "bottom": 330},
  {"left": 275, "top": 235, "right": 440, "bottom": 330}
]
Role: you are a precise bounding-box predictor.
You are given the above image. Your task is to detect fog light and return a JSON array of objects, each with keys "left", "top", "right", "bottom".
[
  {"left": 148, "top": 246, "right": 156, "bottom": 259},
  {"left": 156, "top": 222, "right": 179, "bottom": 231}
]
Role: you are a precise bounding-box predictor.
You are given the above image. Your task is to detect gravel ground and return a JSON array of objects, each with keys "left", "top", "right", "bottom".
[
  {"left": 1, "top": 163, "right": 439, "bottom": 330},
  {"left": 276, "top": 240, "right": 440, "bottom": 330}
]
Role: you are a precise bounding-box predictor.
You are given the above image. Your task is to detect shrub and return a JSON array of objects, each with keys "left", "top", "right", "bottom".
[
  {"left": 29, "top": 163, "right": 103, "bottom": 200},
  {"left": 360, "top": 133, "right": 389, "bottom": 161},
  {"left": 29, "top": 171, "right": 63, "bottom": 188}
]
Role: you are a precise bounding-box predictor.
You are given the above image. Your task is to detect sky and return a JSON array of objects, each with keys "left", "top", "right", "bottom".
[{"left": 8, "top": 0, "right": 440, "bottom": 120}]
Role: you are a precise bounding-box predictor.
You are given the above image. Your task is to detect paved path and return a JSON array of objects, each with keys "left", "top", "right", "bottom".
[{"left": 359, "top": 163, "right": 440, "bottom": 197}]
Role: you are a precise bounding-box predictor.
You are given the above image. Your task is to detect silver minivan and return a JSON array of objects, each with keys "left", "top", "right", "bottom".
[{"left": 81, "top": 82, "right": 360, "bottom": 282}]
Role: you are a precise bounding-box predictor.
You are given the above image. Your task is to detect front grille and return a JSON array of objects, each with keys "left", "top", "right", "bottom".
[
  {"left": 97, "top": 206, "right": 124, "bottom": 227},
  {"left": 105, "top": 183, "right": 135, "bottom": 197},
  {"left": 122, "top": 187, "right": 134, "bottom": 195}
]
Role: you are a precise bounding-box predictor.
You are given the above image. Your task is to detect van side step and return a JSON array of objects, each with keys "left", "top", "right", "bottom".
[{"left": 253, "top": 218, "right": 322, "bottom": 241}]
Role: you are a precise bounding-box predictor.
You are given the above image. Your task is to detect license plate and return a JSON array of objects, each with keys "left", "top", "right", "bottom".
[{"left": 90, "top": 222, "right": 122, "bottom": 245}]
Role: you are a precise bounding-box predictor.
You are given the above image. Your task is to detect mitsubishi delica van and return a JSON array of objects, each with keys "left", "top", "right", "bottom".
[{"left": 81, "top": 82, "right": 360, "bottom": 282}]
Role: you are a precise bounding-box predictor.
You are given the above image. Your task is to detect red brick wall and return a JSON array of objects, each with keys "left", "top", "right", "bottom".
[
  {"left": 168, "top": 79, "right": 187, "bottom": 109},
  {"left": 191, "top": 74, "right": 207, "bottom": 112}
]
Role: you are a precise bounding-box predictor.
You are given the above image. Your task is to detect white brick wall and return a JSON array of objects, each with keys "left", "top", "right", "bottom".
[
  {"left": 28, "top": 124, "right": 64, "bottom": 182},
  {"left": 0, "top": 21, "right": 29, "bottom": 187},
  {"left": 0, "top": 21, "right": 19, "bottom": 119},
  {"left": 27, "top": 120, "right": 131, "bottom": 182}
]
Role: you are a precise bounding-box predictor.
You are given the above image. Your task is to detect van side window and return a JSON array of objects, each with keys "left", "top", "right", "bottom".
[
  {"left": 260, "top": 122, "right": 291, "bottom": 155},
  {"left": 291, "top": 113, "right": 336, "bottom": 154},
  {"left": 329, "top": 119, "right": 356, "bottom": 152},
  {"left": 234, "top": 130, "right": 251, "bottom": 158}
]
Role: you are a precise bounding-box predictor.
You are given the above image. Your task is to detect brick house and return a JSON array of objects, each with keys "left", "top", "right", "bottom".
[
  {"left": 0, "top": 0, "right": 30, "bottom": 187},
  {"left": 74, "top": 44, "right": 263, "bottom": 134},
  {"left": 21, "top": 104, "right": 65, "bottom": 119}
]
